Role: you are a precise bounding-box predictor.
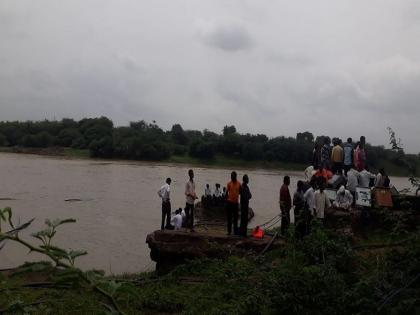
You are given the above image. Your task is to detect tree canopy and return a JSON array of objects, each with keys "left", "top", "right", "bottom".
[{"left": 0, "top": 117, "right": 418, "bottom": 175}]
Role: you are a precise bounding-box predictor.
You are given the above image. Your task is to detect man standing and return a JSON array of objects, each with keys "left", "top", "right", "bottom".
[
  {"left": 304, "top": 177, "right": 316, "bottom": 215},
  {"left": 226, "top": 171, "right": 241, "bottom": 235},
  {"left": 354, "top": 136, "right": 367, "bottom": 172},
  {"left": 314, "top": 178, "right": 331, "bottom": 224},
  {"left": 293, "top": 180, "right": 305, "bottom": 214},
  {"left": 343, "top": 138, "right": 354, "bottom": 176},
  {"left": 320, "top": 137, "right": 331, "bottom": 170},
  {"left": 293, "top": 180, "right": 306, "bottom": 237},
  {"left": 331, "top": 139, "right": 344, "bottom": 174},
  {"left": 303, "top": 177, "right": 317, "bottom": 235},
  {"left": 346, "top": 167, "right": 360, "bottom": 203},
  {"left": 359, "top": 167, "right": 374, "bottom": 188},
  {"left": 185, "top": 169, "right": 197, "bottom": 231},
  {"left": 157, "top": 177, "right": 171, "bottom": 230},
  {"left": 239, "top": 174, "right": 252, "bottom": 237},
  {"left": 280, "top": 176, "right": 292, "bottom": 235}
]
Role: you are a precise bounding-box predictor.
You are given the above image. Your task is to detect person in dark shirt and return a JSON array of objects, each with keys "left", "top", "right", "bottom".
[
  {"left": 239, "top": 174, "right": 252, "bottom": 237},
  {"left": 293, "top": 180, "right": 305, "bottom": 214},
  {"left": 280, "top": 176, "right": 292, "bottom": 235},
  {"left": 320, "top": 137, "right": 331, "bottom": 170},
  {"left": 312, "top": 143, "right": 321, "bottom": 170},
  {"left": 293, "top": 180, "right": 306, "bottom": 238}
]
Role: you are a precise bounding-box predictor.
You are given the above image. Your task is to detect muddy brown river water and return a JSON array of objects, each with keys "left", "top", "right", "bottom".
[{"left": 0, "top": 153, "right": 412, "bottom": 274}]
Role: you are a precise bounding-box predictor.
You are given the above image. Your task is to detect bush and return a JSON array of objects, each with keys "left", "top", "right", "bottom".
[
  {"left": 57, "top": 128, "right": 83, "bottom": 147},
  {"left": 21, "top": 131, "right": 54, "bottom": 148},
  {"left": 171, "top": 144, "right": 188, "bottom": 156},
  {"left": 0, "top": 133, "right": 8, "bottom": 146},
  {"left": 89, "top": 136, "right": 114, "bottom": 158},
  {"left": 189, "top": 140, "right": 215, "bottom": 159}
]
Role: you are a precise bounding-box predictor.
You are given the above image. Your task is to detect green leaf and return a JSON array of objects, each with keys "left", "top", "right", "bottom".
[
  {"left": 68, "top": 249, "right": 88, "bottom": 259},
  {"left": 3, "top": 207, "right": 12, "bottom": 222},
  {"left": 40, "top": 245, "right": 68, "bottom": 257}
]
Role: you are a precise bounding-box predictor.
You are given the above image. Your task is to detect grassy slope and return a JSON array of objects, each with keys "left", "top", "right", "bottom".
[{"left": 1, "top": 226, "right": 419, "bottom": 315}]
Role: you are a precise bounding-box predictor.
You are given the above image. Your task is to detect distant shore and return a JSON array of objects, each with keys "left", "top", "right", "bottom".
[
  {"left": 0, "top": 146, "right": 415, "bottom": 176},
  {"left": 0, "top": 146, "right": 306, "bottom": 171}
]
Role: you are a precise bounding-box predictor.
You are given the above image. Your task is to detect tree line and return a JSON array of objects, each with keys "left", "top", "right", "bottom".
[{"left": 0, "top": 117, "right": 418, "bottom": 174}]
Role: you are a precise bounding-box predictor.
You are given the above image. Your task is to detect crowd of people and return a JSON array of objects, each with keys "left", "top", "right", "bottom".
[
  {"left": 157, "top": 135, "right": 394, "bottom": 237},
  {"left": 157, "top": 169, "right": 252, "bottom": 237}
]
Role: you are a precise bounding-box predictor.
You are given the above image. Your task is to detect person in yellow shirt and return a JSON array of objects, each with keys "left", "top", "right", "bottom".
[
  {"left": 226, "top": 171, "right": 241, "bottom": 235},
  {"left": 331, "top": 139, "right": 344, "bottom": 175}
]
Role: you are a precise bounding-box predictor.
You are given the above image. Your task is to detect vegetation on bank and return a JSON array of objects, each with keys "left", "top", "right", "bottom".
[
  {"left": 1, "top": 206, "right": 420, "bottom": 314},
  {"left": 0, "top": 117, "right": 419, "bottom": 176}
]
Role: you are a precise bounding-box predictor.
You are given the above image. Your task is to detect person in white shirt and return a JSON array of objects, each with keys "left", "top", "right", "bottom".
[
  {"left": 302, "top": 178, "right": 317, "bottom": 235},
  {"left": 314, "top": 179, "right": 331, "bottom": 222},
  {"left": 203, "top": 183, "right": 212, "bottom": 208},
  {"left": 181, "top": 208, "right": 186, "bottom": 227},
  {"left": 346, "top": 167, "right": 360, "bottom": 193},
  {"left": 213, "top": 183, "right": 222, "bottom": 206},
  {"left": 171, "top": 208, "right": 183, "bottom": 230},
  {"left": 157, "top": 177, "right": 171, "bottom": 230},
  {"left": 359, "top": 167, "right": 375, "bottom": 188},
  {"left": 303, "top": 179, "right": 316, "bottom": 214},
  {"left": 304, "top": 165, "right": 314, "bottom": 181},
  {"left": 375, "top": 168, "right": 385, "bottom": 187},
  {"left": 213, "top": 184, "right": 221, "bottom": 197},
  {"left": 333, "top": 185, "right": 353, "bottom": 210},
  {"left": 204, "top": 184, "right": 212, "bottom": 197}
]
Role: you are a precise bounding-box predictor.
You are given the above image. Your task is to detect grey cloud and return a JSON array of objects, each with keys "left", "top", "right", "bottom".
[
  {"left": 197, "top": 22, "right": 253, "bottom": 51},
  {"left": 1, "top": 1, "right": 420, "bottom": 152},
  {"left": 265, "top": 52, "right": 313, "bottom": 67}
]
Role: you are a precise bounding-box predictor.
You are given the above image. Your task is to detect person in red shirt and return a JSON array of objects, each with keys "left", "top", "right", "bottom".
[
  {"left": 279, "top": 176, "right": 292, "bottom": 235},
  {"left": 314, "top": 167, "right": 333, "bottom": 182},
  {"left": 226, "top": 171, "right": 241, "bottom": 235}
]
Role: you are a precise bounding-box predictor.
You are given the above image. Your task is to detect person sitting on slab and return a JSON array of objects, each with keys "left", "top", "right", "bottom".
[{"left": 333, "top": 185, "right": 353, "bottom": 210}]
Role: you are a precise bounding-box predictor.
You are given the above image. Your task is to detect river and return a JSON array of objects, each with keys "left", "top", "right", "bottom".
[{"left": 0, "top": 153, "right": 413, "bottom": 274}]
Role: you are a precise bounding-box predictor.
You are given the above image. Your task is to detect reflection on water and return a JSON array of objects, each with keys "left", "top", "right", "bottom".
[{"left": 0, "top": 153, "right": 412, "bottom": 274}]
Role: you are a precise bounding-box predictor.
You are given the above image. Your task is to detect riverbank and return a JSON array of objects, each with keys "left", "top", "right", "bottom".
[
  {"left": 1, "top": 225, "right": 419, "bottom": 314},
  {"left": 1, "top": 146, "right": 418, "bottom": 176},
  {"left": 1, "top": 195, "right": 420, "bottom": 314}
]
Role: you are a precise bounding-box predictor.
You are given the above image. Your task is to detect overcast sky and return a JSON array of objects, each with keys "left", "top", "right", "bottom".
[{"left": 1, "top": 1, "right": 420, "bottom": 152}]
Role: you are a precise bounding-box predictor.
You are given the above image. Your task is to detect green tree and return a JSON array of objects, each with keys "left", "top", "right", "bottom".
[
  {"left": 223, "top": 125, "right": 237, "bottom": 136},
  {"left": 0, "top": 133, "right": 8, "bottom": 146},
  {"left": 57, "top": 128, "right": 83, "bottom": 147},
  {"left": 189, "top": 140, "right": 215, "bottom": 159},
  {"left": 89, "top": 136, "right": 114, "bottom": 158},
  {"left": 296, "top": 131, "right": 314, "bottom": 143},
  {"left": 242, "top": 142, "right": 263, "bottom": 160},
  {"left": 171, "top": 124, "right": 189, "bottom": 145}
]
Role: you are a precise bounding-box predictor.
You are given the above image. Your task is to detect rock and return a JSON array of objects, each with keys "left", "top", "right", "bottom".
[{"left": 146, "top": 230, "right": 285, "bottom": 274}]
